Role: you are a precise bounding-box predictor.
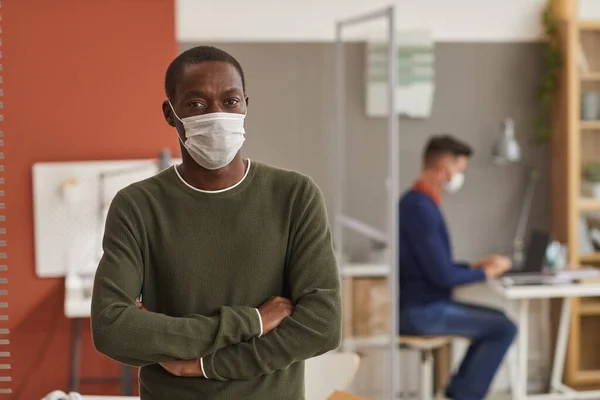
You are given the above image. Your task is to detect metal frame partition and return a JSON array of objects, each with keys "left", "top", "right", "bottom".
[{"left": 334, "top": 5, "right": 399, "bottom": 399}]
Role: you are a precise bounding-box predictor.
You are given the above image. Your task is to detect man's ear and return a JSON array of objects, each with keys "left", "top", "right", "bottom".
[
  {"left": 162, "top": 100, "right": 176, "bottom": 127},
  {"left": 245, "top": 95, "right": 250, "bottom": 108}
]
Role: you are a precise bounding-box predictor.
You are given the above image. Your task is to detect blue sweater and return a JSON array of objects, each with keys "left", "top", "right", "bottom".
[{"left": 399, "top": 190, "right": 486, "bottom": 308}]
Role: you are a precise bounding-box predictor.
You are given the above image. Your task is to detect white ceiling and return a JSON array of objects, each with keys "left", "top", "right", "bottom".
[{"left": 176, "top": 0, "right": 547, "bottom": 43}]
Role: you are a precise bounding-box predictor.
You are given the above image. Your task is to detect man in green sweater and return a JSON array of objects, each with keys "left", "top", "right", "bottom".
[{"left": 91, "top": 45, "right": 342, "bottom": 399}]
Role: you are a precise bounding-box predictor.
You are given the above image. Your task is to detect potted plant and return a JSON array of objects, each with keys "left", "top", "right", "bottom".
[
  {"left": 534, "top": 1, "right": 562, "bottom": 144},
  {"left": 582, "top": 162, "right": 600, "bottom": 198}
]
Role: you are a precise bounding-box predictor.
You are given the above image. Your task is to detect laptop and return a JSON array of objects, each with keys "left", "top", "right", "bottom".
[
  {"left": 501, "top": 230, "right": 552, "bottom": 285},
  {"left": 505, "top": 230, "right": 551, "bottom": 276}
]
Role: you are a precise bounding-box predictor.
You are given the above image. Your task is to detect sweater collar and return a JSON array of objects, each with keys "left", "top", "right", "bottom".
[{"left": 413, "top": 179, "right": 442, "bottom": 205}]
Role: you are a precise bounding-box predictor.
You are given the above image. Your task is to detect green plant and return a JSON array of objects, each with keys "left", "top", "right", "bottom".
[
  {"left": 583, "top": 163, "right": 600, "bottom": 182},
  {"left": 534, "top": 1, "right": 562, "bottom": 144}
]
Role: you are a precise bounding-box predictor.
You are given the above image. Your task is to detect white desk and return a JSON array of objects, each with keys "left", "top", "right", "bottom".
[{"left": 489, "top": 280, "right": 600, "bottom": 400}]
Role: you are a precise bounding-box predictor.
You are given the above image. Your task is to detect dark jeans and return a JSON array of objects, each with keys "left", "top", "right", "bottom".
[{"left": 399, "top": 301, "right": 517, "bottom": 400}]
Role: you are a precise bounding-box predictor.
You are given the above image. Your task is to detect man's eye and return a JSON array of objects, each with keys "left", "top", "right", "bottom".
[
  {"left": 189, "top": 101, "right": 204, "bottom": 108},
  {"left": 225, "top": 99, "right": 239, "bottom": 106}
]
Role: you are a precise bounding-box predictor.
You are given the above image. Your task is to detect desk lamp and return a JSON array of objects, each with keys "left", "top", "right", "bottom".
[{"left": 492, "top": 118, "right": 539, "bottom": 266}]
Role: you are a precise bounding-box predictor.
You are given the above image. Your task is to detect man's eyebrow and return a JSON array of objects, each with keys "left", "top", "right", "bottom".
[
  {"left": 222, "top": 87, "right": 244, "bottom": 96},
  {"left": 181, "top": 89, "right": 206, "bottom": 99}
]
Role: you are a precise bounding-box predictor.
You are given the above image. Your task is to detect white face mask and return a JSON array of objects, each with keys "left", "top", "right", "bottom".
[
  {"left": 169, "top": 102, "right": 246, "bottom": 170},
  {"left": 444, "top": 172, "right": 465, "bottom": 194}
]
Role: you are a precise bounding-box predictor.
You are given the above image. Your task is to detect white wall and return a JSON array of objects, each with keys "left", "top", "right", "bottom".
[
  {"left": 177, "top": 0, "right": 547, "bottom": 43},
  {"left": 581, "top": 0, "right": 600, "bottom": 19}
]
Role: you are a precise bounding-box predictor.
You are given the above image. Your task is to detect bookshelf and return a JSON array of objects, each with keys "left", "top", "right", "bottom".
[{"left": 551, "top": 0, "right": 600, "bottom": 387}]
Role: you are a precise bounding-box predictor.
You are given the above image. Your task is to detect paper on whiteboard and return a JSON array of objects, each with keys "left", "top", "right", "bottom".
[{"left": 365, "top": 29, "right": 435, "bottom": 118}]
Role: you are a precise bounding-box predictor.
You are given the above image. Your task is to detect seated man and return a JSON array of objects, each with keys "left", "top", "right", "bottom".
[{"left": 399, "top": 135, "right": 516, "bottom": 400}]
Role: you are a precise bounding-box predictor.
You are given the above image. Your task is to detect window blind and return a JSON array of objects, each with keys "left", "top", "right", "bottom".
[{"left": 0, "top": 0, "right": 10, "bottom": 395}]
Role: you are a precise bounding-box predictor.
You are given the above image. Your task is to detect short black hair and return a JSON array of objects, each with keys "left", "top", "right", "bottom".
[
  {"left": 164, "top": 45, "right": 246, "bottom": 101},
  {"left": 423, "top": 135, "right": 473, "bottom": 166}
]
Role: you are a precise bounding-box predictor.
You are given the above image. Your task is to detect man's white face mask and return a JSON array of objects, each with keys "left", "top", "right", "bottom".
[
  {"left": 444, "top": 172, "right": 465, "bottom": 194},
  {"left": 169, "top": 101, "right": 246, "bottom": 170}
]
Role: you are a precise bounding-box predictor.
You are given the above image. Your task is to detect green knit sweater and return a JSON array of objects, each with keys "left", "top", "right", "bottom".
[{"left": 91, "top": 160, "right": 342, "bottom": 400}]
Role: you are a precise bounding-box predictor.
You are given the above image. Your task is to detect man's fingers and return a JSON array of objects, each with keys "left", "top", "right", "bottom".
[
  {"left": 273, "top": 296, "right": 290, "bottom": 303},
  {"left": 269, "top": 296, "right": 292, "bottom": 303},
  {"left": 135, "top": 300, "right": 148, "bottom": 311},
  {"left": 279, "top": 298, "right": 295, "bottom": 308},
  {"left": 161, "top": 365, "right": 181, "bottom": 377},
  {"left": 279, "top": 301, "right": 294, "bottom": 309},
  {"left": 281, "top": 304, "right": 294, "bottom": 316}
]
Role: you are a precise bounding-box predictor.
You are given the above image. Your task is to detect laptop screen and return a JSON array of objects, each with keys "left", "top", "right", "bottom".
[{"left": 522, "top": 230, "right": 551, "bottom": 273}]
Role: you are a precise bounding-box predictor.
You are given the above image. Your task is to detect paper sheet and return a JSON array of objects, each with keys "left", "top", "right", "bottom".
[{"left": 365, "top": 29, "right": 435, "bottom": 118}]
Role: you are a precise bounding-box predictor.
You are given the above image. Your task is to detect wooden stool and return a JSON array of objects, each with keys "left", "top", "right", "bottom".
[{"left": 398, "top": 336, "right": 453, "bottom": 400}]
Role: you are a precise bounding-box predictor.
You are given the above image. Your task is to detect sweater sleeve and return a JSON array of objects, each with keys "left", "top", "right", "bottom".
[
  {"left": 202, "top": 178, "right": 342, "bottom": 381},
  {"left": 91, "top": 191, "right": 262, "bottom": 367},
  {"left": 454, "top": 262, "right": 471, "bottom": 269},
  {"left": 404, "top": 202, "right": 486, "bottom": 288}
]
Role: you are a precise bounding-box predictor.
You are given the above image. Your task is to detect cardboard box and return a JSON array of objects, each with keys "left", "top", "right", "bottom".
[
  {"left": 327, "top": 390, "right": 371, "bottom": 400},
  {"left": 350, "top": 278, "right": 390, "bottom": 337}
]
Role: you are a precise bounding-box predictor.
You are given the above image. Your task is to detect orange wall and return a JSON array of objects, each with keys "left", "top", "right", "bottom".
[{"left": 5, "top": 0, "right": 177, "bottom": 397}]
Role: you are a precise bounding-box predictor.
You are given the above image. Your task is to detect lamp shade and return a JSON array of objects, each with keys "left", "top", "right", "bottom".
[{"left": 492, "top": 118, "right": 522, "bottom": 165}]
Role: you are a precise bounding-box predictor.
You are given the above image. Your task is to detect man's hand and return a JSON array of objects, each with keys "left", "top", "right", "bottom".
[
  {"left": 258, "top": 296, "right": 294, "bottom": 335},
  {"left": 159, "top": 359, "right": 203, "bottom": 377},
  {"left": 135, "top": 298, "right": 147, "bottom": 311},
  {"left": 483, "top": 256, "right": 512, "bottom": 279},
  {"left": 471, "top": 255, "right": 503, "bottom": 269}
]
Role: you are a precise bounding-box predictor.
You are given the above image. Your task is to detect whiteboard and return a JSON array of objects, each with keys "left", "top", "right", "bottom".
[{"left": 32, "top": 158, "right": 181, "bottom": 278}]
